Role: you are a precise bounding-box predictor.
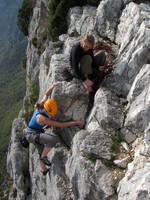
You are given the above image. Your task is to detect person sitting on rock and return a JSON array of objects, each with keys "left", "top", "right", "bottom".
[
  {"left": 24, "top": 82, "right": 84, "bottom": 175},
  {"left": 70, "top": 34, "right": 106, "bottom": 92}
]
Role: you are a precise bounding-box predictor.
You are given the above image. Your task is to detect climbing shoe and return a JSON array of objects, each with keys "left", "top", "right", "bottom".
[{"left": 40, "top": 156, "right": 51, "bottom": 166}]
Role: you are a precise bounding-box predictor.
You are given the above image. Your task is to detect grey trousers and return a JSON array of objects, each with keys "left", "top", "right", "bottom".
[
  {"left": 24, "top": 128, "right": 60, "bottom": 155},
  {"left": 80, "top": 51, "right": 106, "bottom": 76}
]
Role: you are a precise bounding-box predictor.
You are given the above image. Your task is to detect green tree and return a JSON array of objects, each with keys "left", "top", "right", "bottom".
[
  {"left": 17, "top": 0, "right": 33, "bottom": 36},
  {"left": 48, "top": 0, "right": 99, "bottom": 40}
]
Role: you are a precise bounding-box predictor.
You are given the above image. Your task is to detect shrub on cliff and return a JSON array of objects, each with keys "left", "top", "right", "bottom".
[
  {"left": 17, "top": 0, "right": 33, "bottom": 36},
  {"left": 22, "top": 77, "right": 39, "bottom": 122},
  {"left": 48, "top": 0, "right": 99, "bottom": 41}
]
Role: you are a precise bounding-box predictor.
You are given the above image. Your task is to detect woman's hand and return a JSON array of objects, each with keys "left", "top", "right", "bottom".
[
  {"left": 83, "top": 79, "right": 93, "bottom": 87},
  {"left": 99, "top": 66, "right": 105, "bottom": 72},
  {"left": 45, "top": 82, "right": 60, "bottom": 96},
  {"left": 83, "top": 79, "right": 93, "bottom": 92},
  {"left": 40, "top": 82, "right": 60, "bottom": 104},
  {"left": 51, "top": 82, "right": 60, "bottom": 88},
  {"left": 75, "top": 120, "right": 85, "bottom": 126}
]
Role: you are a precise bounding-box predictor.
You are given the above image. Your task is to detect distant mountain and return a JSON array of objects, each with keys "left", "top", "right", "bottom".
[
  {"left": 0, "top": 1, "right": 27, "bottom": 197},
  {"left": 0, "top": 0, "right": 27, "bottom": 151}
]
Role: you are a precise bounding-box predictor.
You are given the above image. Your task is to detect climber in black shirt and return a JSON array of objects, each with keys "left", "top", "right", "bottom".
[
  {"left": 70, "top": 42, "right": 95, "bottom": 81},
  {"left": 70, "top": 34, "right": 106, "bottom": 92}
]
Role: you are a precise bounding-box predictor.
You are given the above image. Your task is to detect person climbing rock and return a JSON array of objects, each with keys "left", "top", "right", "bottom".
[
  {"left": 70, "top": 34, "right": 106, "bottom": 92},
  {"left": 24, "top": 82, "right": 84, "bottom": 175}
]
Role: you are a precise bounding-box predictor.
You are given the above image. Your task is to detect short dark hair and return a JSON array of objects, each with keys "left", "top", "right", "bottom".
[{"left": 34, "top": 102, "right": 44, "bottom": 109}]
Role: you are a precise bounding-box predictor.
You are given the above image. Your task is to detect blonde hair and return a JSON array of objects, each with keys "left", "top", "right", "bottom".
[{"left": 80, "top": 34, "right": 95, "bottom": 47}]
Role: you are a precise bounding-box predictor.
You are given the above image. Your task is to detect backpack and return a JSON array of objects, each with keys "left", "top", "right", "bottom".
[{"left": 94, "top": 41, "right": 117, "bottom": 76}]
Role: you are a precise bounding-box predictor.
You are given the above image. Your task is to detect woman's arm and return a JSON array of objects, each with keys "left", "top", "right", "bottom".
[
  {"left": 40, "top": 82, "right": 60, "bottom": 104},
  {"left": 36, "top": 115, "right": 85, "bottom": 127}
]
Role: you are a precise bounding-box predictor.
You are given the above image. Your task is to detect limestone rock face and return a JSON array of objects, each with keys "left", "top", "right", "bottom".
[
  {"left": 7, "top": 1, "right": 150, "bottom": 200},
  {"left": 144, "top": 124, "right": 150, "bottom": 155},
  {"left": 95, "top": 0, "right": 124, "bottom": 41},
  {"left": 87, "top": 87, "right": 124, "bottom": 132},
  {"left": 67, "top": 6, "right": 97, "bottom": 36},
  {"left": 7, "top": 119, "right": 29, "bottom": 200},
  {"left": 118, "top": 138, "right": 150, "bottom": 200},
  {"left": 124, "top": 64, "right": 150, "bottom": 135},
  {"left": 66, "top": 130, "right": 114, "bottom": 200},
  {"left": 80, "top": 129, "right": 113, "bottom": 160},
  {"left": 26, "top": 0, "right": 49, "bottom": 82},
  {"left": 104, "top": 1, "right": 150, "bottom": 96}
]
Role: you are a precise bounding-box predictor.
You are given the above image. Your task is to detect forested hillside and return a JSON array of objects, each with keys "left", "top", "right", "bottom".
[
  {"left": 0, "top": 0, "right": 27, "bottom": 151},
  {"left": 0, "top": 1, "right": 26, "bottom": 198}
]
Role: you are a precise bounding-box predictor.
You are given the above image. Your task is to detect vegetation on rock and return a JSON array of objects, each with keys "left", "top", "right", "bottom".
[
  {"left": 17, "top": 0, "right": 33, "bottom": 36},
  {"left": 22, "top": 76, "right": 39, "bottom": 123},
  {"left": 0, "top": 0, "right": 27, "bottom": 198},
  {"left": 48, "top": 0, "right": 99, "bottom": 40}
]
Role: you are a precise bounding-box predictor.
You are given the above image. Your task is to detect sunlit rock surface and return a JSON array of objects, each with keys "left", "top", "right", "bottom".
[{"left": 7, "top": 0, "right": 150, "bottom": 199}]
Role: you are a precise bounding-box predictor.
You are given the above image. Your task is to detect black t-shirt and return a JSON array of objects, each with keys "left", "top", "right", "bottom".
[{"left": 70, "top": 43, "right": 95, "bottom": 81}]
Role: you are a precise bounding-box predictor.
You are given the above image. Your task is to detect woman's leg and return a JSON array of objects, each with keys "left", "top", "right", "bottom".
[
  {"left": 40, "top": 159, "right": 49, "bottom": 172},
  {"left": 80, "top": 55, "right": 94, "bottom": 91},
  {"left": 80, "top": 55, "right": 93, "bottom": 75},
  {"left": 94, "top": 51, "right": 106, "bottom": 67},
  {"left": 41, "top": 147, "right": 51, "bottom": 157},
  {"left": 39, "top": 134, "right": 59, "bottom": 148},
  {"left": 39, "top": 134, "right": 60, "bottom": 171},
  {"left": 40, "top": 147, "right": 52, "bottom": 173},
  {"left": 25, "top": 133, "right": 48, "bottom": 172}
]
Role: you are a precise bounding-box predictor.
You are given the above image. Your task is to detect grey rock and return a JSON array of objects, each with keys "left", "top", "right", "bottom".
[
  {"left": 7, "top": 119, "right": 29, "bottom": 200},
  {"left": 7, "top": 1, "right": 150, "bottom": 200},
  {"left": 46, "top": 148, "right": 71, "bottom": 200},
  {"left": 29, "top": 0, "right": 48, "bottom": 39},
  {"left": 87, "top": 87, "right": 124, "bottom": 131},
  {"left": 63, "top": 36, "right": 79, "bottom": 56},
  {"left": 67, "top": 6, "right": 97, "bottom": 36},
  {"left": 127, "top": 64, "right": 150, "bottom": 104},
  {"left": 117, "top": 139, "right": 150, "bottom": 200},
  {"left": 95, "top": 0, "right": 130, "bottom": 41},
  {"left": 124, "top": 64, "right": 150, "bottom": 135},
  {"left": 104, "top": 2, "right": 150, "bottom": 96},
  {"left": 118, "top": 162, "right": 150, "bottom": 200},
  {"left": 80, "top": 129, "right": 113, "bottom": 160},
  {"left": 66, "top": 130, "right": 115, "bottom": 200},
  {"left": 120, "top": 128, "right": 137, "bottom": 144},
  {"left": 38, "top": 43, "right": 63, "bottom": 96},
  {"left": 114, "top": 156, "right": 130, "bottom": 169},
  {"left": 121, "top": 141, "right": 130, "bottom": 152},
  {"left": 144, "top": 123, "right": 150, "bottom": 155},
  {"left": 26, "top": 0, "right": 49, "bottom": 82}
]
